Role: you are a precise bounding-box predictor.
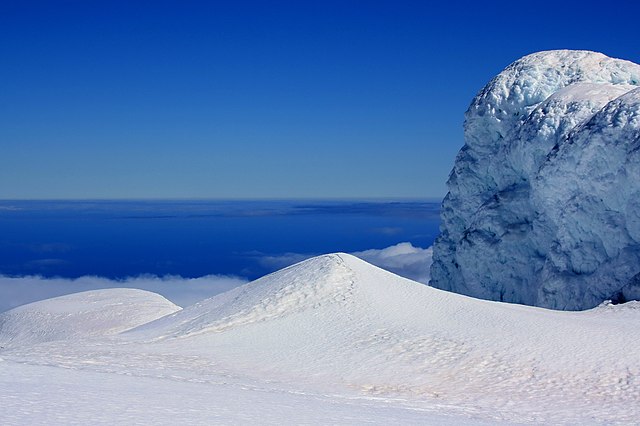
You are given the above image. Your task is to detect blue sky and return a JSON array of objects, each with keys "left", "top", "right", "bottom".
[{"left": 1, "top": 1, "right": 639, "bottom": 200}]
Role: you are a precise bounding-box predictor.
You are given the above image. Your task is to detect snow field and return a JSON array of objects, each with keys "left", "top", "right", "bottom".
[{"left": 1, "top": 254, "right": 639, "bottom": 424}]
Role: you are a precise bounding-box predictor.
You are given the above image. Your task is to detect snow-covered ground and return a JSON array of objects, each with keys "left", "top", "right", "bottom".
[{"left": 1, "top": 254, "right": 638, "bottom": 424}]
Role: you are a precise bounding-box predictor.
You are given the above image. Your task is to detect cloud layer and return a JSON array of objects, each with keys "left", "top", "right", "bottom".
[
  {"left": 0, "top": 274, "right": 247, "bottom": 313},
  {"left": 249, "top": 242, "right": 433, "bottom": 284},
  {"left": 352, "top": 242, "right": 432, "bottom": 284},
  {"left": 0, "top": 242, "right": 433, "bottom": 313}
]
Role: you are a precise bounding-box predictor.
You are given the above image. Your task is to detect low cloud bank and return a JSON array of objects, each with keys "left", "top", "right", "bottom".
[
  {"left": 0, "top": 274, "right": 247, "bottom": 313},
  {"left": 352, "top": 242, "right": 432, "bottom": 284},
  {"left": 0, "top": 242, "right": 433, "bottom": 313},
  {"left": 252, "top": 242, "right": 433, "bottom": 284}
]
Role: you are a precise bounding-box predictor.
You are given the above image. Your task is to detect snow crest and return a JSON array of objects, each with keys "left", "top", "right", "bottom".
[
  {"left": 0, "top": 289, "right": 180, "bottom": 347},
  {"left": 430, "top": 50, "right": 640, "bottom": 310},
  {"left": 3, "top": 255, "right": 640, "bottom": 423},
  {"left": 128, "top": 254, "right": 357, "bottom": 339}
]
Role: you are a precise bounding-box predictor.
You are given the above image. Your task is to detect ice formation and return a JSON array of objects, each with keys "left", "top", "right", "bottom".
[{"left": 430, "top": 50, "right": 640, "bottom": 310}]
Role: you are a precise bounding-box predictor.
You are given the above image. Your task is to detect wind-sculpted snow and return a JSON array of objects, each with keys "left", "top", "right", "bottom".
[
  {"left": 431, "top": 50, "right": 640, "bottom": 310},
  {"left": 0, "top": 289, "right": 180, "bottom": 347},
  {"left": 129, "top": 254, "right": 357, "bottom": 339},
  {"left": 2, "top": 255, "right": 640, "bottom": 423}
]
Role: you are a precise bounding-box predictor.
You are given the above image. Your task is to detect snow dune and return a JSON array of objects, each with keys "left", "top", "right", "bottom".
[
  {"left": 0, "top": 288, "right": 179, "bottom": 348},
  {"left": 1, "top": 254, "right": 639, "bottom": 424}
]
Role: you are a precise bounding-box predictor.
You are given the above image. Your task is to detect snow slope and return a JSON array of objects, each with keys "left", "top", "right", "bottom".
[
  {"left": 2, "top": 254, "right": 639, "bottom": 424},
  {"left": 0, "top": 288, "right": 180, "bottom": 348},
  {"left": 431, "top": 50, "right": 640, "bottom": 310}
]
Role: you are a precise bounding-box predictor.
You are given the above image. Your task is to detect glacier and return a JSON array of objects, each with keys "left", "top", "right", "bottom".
[{"left": 430, "top": 50, "right": 640, "bottom": 310}]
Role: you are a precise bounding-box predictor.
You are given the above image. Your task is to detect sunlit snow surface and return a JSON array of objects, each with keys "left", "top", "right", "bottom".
[{"left": 1, "top": 254, "right": 639, "bottom": 424}]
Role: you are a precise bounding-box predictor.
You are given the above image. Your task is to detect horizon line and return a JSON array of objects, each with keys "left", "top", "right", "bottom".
[{"left": 0, "top": 196, "right": 444, "bottom": 203}]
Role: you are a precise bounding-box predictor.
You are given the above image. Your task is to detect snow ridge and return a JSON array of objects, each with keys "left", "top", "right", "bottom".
[
  {"left": 2, "top": 254, "right": 640, "bottom": 423},
  {"left": 430, "top": 50, "right": 640, "bottom": 310},
  {"left": 129, "top": 254, "right": 357, "bottom": 339}
]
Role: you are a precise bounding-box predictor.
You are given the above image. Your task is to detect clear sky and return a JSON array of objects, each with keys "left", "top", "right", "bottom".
[{"left": 1, "top": 1, "right": 639, "bottom": 200}]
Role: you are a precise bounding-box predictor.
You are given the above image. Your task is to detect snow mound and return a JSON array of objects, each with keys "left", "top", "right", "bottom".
[
  {"left": 128, "top": 254, "right": 358, "bottom": 338},
  {"left": 0, "top": 288, "right": 180, "bottom": 347},
  {"left": 121, "top": 254, "right": 640, "bottom": 424},
  {"left": 431, "top": 50, "right": 640, "bottom": 310},
  {"left": 3, "top": 255, "right": 640, "bottom": 423}
]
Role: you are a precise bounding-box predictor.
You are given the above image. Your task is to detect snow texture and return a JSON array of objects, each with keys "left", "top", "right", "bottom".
[
  {"left": 430, "top": 50, "right": 640, "bottom": 310},
  {"left": 0, "top": 289, "right": 180, "bottom": 347},
  {"left": 2, "top": 254, "right": 639, "bottom": 424}
]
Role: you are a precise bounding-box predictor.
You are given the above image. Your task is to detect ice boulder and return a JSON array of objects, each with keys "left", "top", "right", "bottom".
[{"left": 430, "top": 50, "right": 640, "bottom": 310}]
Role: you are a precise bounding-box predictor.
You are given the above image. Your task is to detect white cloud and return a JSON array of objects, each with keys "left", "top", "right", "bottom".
[
  {"left": 251, "top": 242, "right": 433, "bottom": 284},
  {"left": 351, "top": 242, "right": 432, "bottom": 284},
  {"left": 0, "top": 242, "right": 433, "bottom": 313},
  {"left": 0, "top": 274, "right": 247, "bottom": 313}
]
